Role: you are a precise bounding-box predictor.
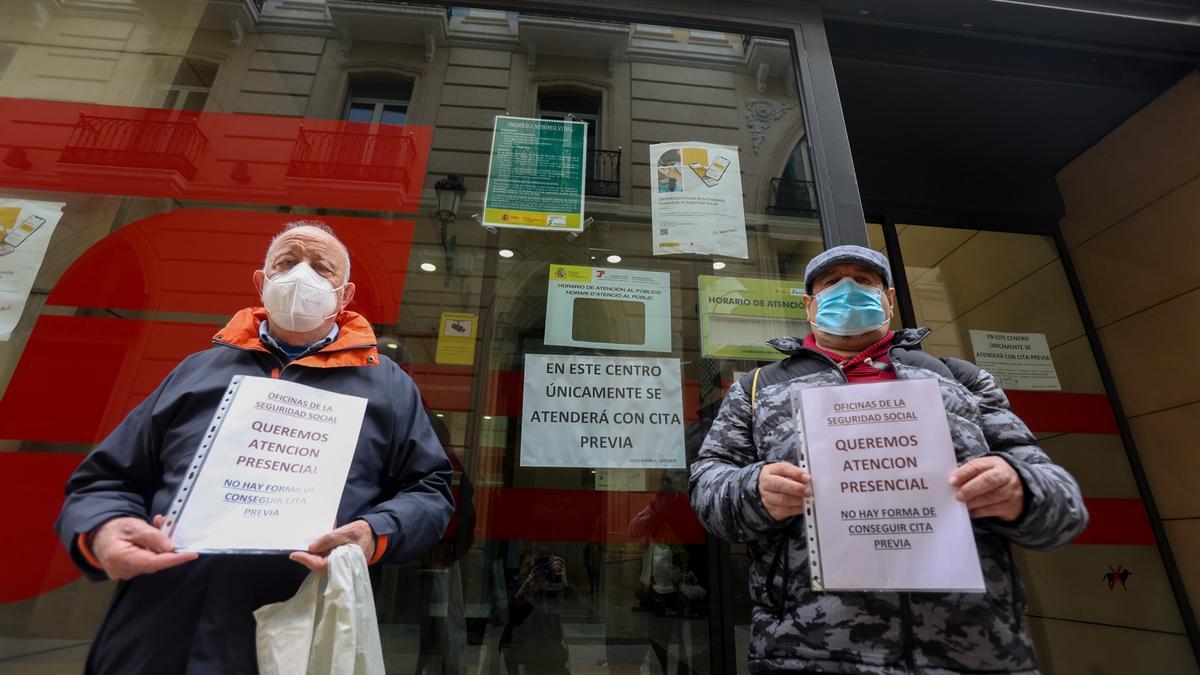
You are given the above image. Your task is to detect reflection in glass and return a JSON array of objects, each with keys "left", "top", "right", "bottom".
[{"left": 0, "top": 4, "right": 820, "bottom": 672}]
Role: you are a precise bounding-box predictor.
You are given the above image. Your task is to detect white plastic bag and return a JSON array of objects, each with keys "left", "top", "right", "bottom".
[{"left": 254, "top": 544, "right": 385, "bottom": 675}]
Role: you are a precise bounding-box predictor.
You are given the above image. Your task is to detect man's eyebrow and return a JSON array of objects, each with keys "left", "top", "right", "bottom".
[{"left": 311, "top": 252, "right": 339, "bottom": 269}]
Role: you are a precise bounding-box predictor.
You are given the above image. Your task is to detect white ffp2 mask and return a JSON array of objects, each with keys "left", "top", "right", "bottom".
[{"left": 260, "top": 262, "right": 344, "bottom": 333}]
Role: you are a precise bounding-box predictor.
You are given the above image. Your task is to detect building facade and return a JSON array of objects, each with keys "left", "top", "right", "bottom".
[{"left": 0, "top": 0, "right": 1197, "bottom": 673}]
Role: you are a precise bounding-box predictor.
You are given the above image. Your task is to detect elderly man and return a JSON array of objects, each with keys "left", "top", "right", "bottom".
[
  {"left": 689, "top": 244, "right": 1088, "bottom": 674},
  {"left": 56, "top": 220, "right": 454, "bottom": 674}
]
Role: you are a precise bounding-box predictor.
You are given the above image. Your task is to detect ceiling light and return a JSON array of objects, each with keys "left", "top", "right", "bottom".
[
  {"left": 387, "top": 342, "right": 398, "bottom": 349},
  {"left": 498, "top": 249, "right": 514, "bottom": 258},
  {"left": 483, "top": 415, "right": 493, "bottom": 420},
  {"left": 435, "top": 412, "right": 444, "bottom": 418},
  {"left": 420, "top": 262, "right": 437, "bottom": 272},
  {"left": 712, "top": 261, "right": 726, "bottom": 270},
  {"left": 606, "top": 254, "right": 621, "bottom": 264}
]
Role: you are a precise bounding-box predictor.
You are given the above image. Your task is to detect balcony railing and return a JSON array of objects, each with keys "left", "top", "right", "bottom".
[
  {"left": 59, "top": 114, "right": 208, "bottom": 180},
  {"left": 586, "top": 148, "right": 621, "bottom": 198},
  {"left": 287, "top": 127, "right": 416, "bottom": 185},
  {"left": 767, "top": 178, "right": 819, "bottom": 217}
]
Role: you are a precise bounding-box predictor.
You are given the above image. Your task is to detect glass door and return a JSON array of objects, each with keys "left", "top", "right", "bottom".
[{"left": 866, "top": 221, "right": 1196, "bottom": 674}]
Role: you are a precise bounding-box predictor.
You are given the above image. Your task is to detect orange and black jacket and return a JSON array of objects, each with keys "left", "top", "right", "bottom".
[{"left": 54, "top": 307, "right": 455, "bottom": 675}]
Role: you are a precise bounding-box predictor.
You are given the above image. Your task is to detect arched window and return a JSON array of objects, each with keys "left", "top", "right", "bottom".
[{"left": 770, "top": 139, "right": 818, "bottom": 216}]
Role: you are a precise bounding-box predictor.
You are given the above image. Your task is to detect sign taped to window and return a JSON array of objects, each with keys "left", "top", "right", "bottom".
[
  {"left": 520, "top": 354, "right": 685, "bottom": 468},
  {"left": 969, "top": 330, "right": 1061, "bottom": 391},
  {"left": 0, "top": 199, "right": 65, "bottom": 341},
  {"left": 699, "top": 274, "right": 808, "bottom": 360},
  {"left": 650, "top": 142, "right": 747, "bottom": 258},
  {"left": 545, "top": 264, "right": 671, "bottom": 353},
  {"left": 483, "top": 116, "right": 586, "bottom": 232}
]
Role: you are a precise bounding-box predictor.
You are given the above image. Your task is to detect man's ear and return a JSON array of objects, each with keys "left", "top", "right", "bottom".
[
  {"left": 884, "top": 287, "right": 897, "bottom": 317},
  {"left": 253, "top": 269, "right": 265, "bottom": 295},
  {"left": 340, "top": 281, "right": 356, "bottom": 309},
  {"left": 802, "top": 293, "right": 817, "bottom": 319}
]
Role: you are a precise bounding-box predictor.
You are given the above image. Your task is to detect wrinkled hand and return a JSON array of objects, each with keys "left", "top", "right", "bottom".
[
  {"left": 949, "top": 456, "right": 1024, "bottom": 522},
  {"left": 758, "top": 462, "right": 812, "bottom": 522},
  {"left": 90, "top": 515, "right": 198, "bottom": 581},
  {"left": 289, "top": 520, "right": 375, "bottom": 574}
]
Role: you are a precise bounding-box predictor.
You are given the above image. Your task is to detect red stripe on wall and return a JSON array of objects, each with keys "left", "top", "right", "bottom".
[
  {"left": 0, "top": 98, "right": 433, "bottom": 213},
  {"left": 459, "top": 494, "right": 1157, "bottom": 548},
  {"left": 1075, "top": 497, "right": 1157, "bottom": 546},
  {"left": 0, "top": 453, "right": 1155, "bottom": 604},
  {"left": 470, "top": 487, "right": 706, "bottom": 544},
  {"left": 1006, "top": 391, "right": 1119, "bottom": 435}
]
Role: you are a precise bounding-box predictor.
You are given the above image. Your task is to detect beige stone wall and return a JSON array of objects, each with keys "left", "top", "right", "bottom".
[{"left": 1057, "top": 70, "right": 1200, "bottom": 622}]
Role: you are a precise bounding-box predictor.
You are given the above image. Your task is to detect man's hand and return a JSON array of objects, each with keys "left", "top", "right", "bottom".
[
  {"left": 289, "top": 520, "right": 375, "bottom": 574},
  {"left": 90, "top": 516, "right": 198, "bottom": 581},
  {"left": 949, "top": 456, "right": 1025, "bottom": 522},
  {"left": 758, "top": 462, "right": 812, "bottom": 522}
]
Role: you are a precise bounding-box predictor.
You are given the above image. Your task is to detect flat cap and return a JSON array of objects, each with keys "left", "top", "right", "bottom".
[{"left": 804, "top": 244, "right": 892, "bottom": 295}]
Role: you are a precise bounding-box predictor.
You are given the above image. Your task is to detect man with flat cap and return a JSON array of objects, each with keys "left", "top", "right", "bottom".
[{"left": 689, "top": 244, "right": 1088, "bottom": 674}]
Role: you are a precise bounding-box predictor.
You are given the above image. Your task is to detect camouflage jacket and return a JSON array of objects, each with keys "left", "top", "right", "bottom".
[{"left": 689, "top": 328, "right": 1089, "bottom": 674}]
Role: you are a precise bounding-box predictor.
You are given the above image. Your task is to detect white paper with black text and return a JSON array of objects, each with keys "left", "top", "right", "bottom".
[
  {"left": 796, "top": 378, "right": 985, "bottom": 592},
  {"left": 166, "top": 375, "right": 368, "bottom": 553}
]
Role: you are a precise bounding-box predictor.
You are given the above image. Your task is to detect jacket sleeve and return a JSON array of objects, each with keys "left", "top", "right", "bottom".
[
  {"left": 357, "top": 368, "right": 455, "bottom": 564},
  {"left": 688, "top": 380, "right": 790, "bottom": 543},
  {"left": 55, "top": 365, "right": 184, "bottom": 580},
  {"left": 958, "top": 363, "right": 1090, "bottom": 549}
]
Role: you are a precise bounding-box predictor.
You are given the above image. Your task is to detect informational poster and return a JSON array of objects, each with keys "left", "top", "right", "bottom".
[
  {"left": 545, "top": 264, "right": 672, "bottom": 353},
  {"left": 0, "top": 199, "right": 65, "bottom": 340},
  {"left": 699, "top": 274, "right": 808, "bottom": 360},
  {"left": 650, "top": 142, "right": 748, "bottom": 258},
  {"left": 520, "top": 354, "right": 685, "bottom": 469},
  {"left": 435, "top": 312, "right": 477, "bottom": 365},
  {"left": 969, "top": 330, "right": 1062, "bottom": 391},
  {"left": 483, "top": 116, "right": 586, "bottom": 232},
  {"left": 166, "top": 376, "right": 368, "bottom": 552},
  {"left": 797, "top": 379, "right": 985, "bottom": 592}
]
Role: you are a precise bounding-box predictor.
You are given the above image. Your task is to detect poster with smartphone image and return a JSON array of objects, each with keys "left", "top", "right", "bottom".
[
  {"left": 0, "top": 198, "right": 65, "bottom": 340},
  {"left": 650, "top": 142, "right": 748, "bottom": 259}
]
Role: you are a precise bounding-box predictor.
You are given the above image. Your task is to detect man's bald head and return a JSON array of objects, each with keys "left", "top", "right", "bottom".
[{"left": 262, "top": 220, "right": 351, "bottom": 285}]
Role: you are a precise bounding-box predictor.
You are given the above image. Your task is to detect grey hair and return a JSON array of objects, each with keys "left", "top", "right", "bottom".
[{"left": 264, "top": 219, "right": 351, "bottom": 281}]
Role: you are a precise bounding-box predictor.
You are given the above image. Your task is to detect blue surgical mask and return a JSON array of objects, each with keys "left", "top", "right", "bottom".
[{"left": 810, "top": 277, "right": 888, "bottom": 336}]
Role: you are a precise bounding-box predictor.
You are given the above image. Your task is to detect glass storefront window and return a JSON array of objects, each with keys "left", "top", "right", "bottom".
[{"left": 0, "top": 2, "right": 825, "bottom": 672}]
